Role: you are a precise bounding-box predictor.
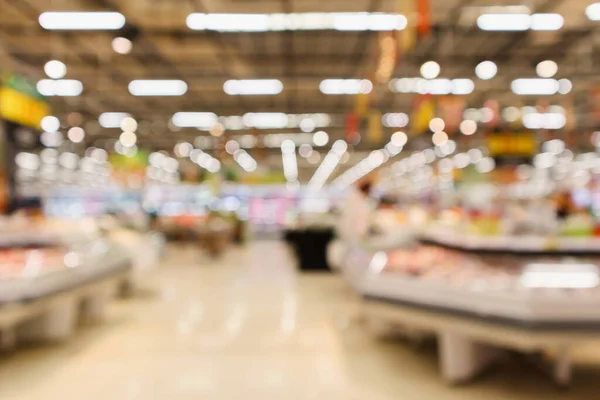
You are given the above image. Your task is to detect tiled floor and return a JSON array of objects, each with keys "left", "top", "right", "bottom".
[{"left": 1, "top": 241, "right": 600, "bottom": 399}]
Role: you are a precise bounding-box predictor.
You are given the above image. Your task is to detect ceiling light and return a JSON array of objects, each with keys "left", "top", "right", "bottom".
[
  {"left": 120, "top": 117, "right": 138, "bottom": 132},
  {"left": 319, "top": 79, "right": 372, "bottom": 95},
  {"left": 523, "top": 113, "right": 566, "bottom": 129},
  {"left": 586, "top": 3, "right": 600, "bottom": 20},
  {"left": 476, "top": 157, "right": 495, "bottom": 173},
  {"left": 243, "top": 113, "right": 289, "bottom": 129},
  {"left": 511, "top": 78, "right": 559, "bottom": 95},
  {"left": 332, "top": 13, "right": 407, "bottom": 31},
  {"left": 281, "top": 140, "right": 298, "bottom": 181},
  {"left": 382, "top": 113, "right": 409, "bottom": 128},
  {"left": 112, "top": 37, "right": 133, "bottom": 54},
  {"left": 477, "top": 13, "right": 530, "bottom": 31},
  {"left": 299, "top": 118, "right": 316, "bottom": 133},
  {"left": 308, "top": 140, "right": 348, "bottom": 190},
  {"left": 432, "top": 131, "right": 448, "bottom": 146},
  {"left": 99, "top": 112, "right": 131, "bottom": 128},
  {"left": 128, "top": 80, "right": 188, "bottom": 96},
  {"left": 37, "top": 79, "right": 83, "bottom": 96},
  {"left": 225, "top": 140, "right": 240, "bottom": 155},
  {"left": 299, "top": 144, "right": 313, "bottom": 158},
  {"left": 174, "top": 142, "right": 193, "bottom": 158},
  {"left": 475, "top": 61, "right": 497, "bottom": 80},
  {"left": 187, "top": 13, "right": 270, "bottom": 32},
  {"left": 172, "top": 112, "right": 218, "bottom": 129},
  {"left": 223, "top": 79, "right": 283, "bottom": 95},
  {"left": 39, "top": 12, "right": 126, "bottom": 30},
  {"left": 67, "top": 127, "right": 85, "bottom": 143},
  {"left": 210, "top": 123, "right": 225, "bottom": 137},
  {"left": 459, "top": 120, "right": 477, "bottom": 136},
  {"left": 558, "top": 78, "right": 572, "bottom": 94},
  {"left": 451, "top": 79, "right": 475, "bottom": 95},
  {"left": 119, "top": 131, "right": 137, "bottom": 147},
  {"left": 536, "top": 60, "right": 558, "bottom": 78},
  {"left": 530, "top": 13, "right": 564, "bottom": 31},
  {"left": 429, "top": 118, "right": 445, "bottom": 133},
  {"left": 502, "top": 107, "right": 521, "bottom": 122},
  {"left": 187, "top": 12, "right": 407, "bottom": 32},
  {"left": 391, "top": 131, "right": 407, "bottom": 147},
  {"left": 44, "top": 60, "right": 66, "bottom": 79},
  {"left": 313, "top": 131, "right": 329, "bottom": 146},
  {"left": 420, "top": 61, "right": 440, "bottom": 79},
  {"left": 41, "top": 116, "right": 60, "bottom": 133},
  {"left": 41, "top": 131, "right": 63, "bottom": 147}
]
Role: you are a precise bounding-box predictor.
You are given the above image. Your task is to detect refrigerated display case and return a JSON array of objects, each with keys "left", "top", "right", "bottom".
[{"left": 342, "top": 240, "right": 600, "bottom": 386}]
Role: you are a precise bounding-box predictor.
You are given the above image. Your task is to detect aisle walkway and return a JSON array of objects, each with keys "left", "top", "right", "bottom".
[{"left": 1, "top": 241, "right": 600, "bottom": 399}]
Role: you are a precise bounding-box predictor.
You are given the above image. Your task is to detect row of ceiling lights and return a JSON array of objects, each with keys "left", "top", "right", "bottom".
[
  {"left": 39, "top": 58, "right": 570, "bottom": 98},
  {"left": 38, "top": 7, "right": 600, "bottom": 33}
]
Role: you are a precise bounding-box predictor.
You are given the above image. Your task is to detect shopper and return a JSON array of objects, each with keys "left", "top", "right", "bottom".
[{"left": 338, "top": 179, "right": 374, "bottom": 241}]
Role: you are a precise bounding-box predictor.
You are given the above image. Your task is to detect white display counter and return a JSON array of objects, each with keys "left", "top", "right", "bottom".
[
  {"left": 342, "top": 241, "right": 600, "bottom": 386},
  {"left": 0, "top": 238, "right": 132, "bottom": 349}
]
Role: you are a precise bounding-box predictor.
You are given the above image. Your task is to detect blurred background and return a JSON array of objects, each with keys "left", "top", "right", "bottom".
[{"left": 3, "top": 0, "right": 600, "bottom": 399}]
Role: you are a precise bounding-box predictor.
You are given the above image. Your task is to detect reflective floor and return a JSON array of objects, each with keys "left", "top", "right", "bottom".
[{"left": 1, "top": 241, "right": 600, "bottom": 399}]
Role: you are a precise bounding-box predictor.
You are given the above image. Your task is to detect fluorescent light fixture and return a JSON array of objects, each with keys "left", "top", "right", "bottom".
[
  {"left": 333, "top": 149, "right": 388, "bottom": 189},
  {"left": 530, "top": 13, "right": 564, "bottom": 31},
  {"left": 99, "top": 112, "right": 131, "bottom": 128},
  {"left": 390, "top": 78, "right": 473, "bottom": 95},
  {"left": 281, "top": 140, "right": 298, "bottom": 181},
  {"left": 586, "top": 3, "right": 600, "bottom": 20},
  {"left": 243, "top": 113, "right": 289, "bottom": 129},
  {"left": 477, "top": 13, "right": 563, "bottom": 31},
  {"left": 522, "top": 113, "right": 566, "bottom": 129},
  {"left": 128, "top": 80, "right": 188, "bottom": 96},
  {"left": 452, "top": 79, "right": 475, "bottom": 95},
  {"left": 224, "top": 79, "right": 283, "bottom": 95},
  {"left": 233, "top": 149, "right": 257, "bottom": 172},
  {"left": 511, "top": 78, "right": 559, "bottom": 95},
  {"left": 187, "top": 12, "right": 406, "bottom": 32},
  {"left": 37, "top": 79, "right": 83, "bottom": 96},
  {"left": 332, "top": 12, "right": 407, "bottom": 31},
  {"left": 308, "top": 140, "right": 348, "bottom": 190},
  {"left": 39, "top": 12, "right": 126, "bottom": 30},
  {"left": 477, "top": 13, "right": 531, "bottom": 31},
  {"left": 172, "top": 112, "right": 218, "bottom": 129},
  {"left": 382, "top": 113, "right": 409, "bottom": 128},
  {"left": 187, "top": 14, "right": 270, "bottom": 32},
  {"left": 320, "top": 79, "right": 372, "bottom": 95}
]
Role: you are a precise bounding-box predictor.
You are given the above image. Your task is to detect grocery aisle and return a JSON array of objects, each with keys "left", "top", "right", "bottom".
[{"left": 0, "top": 241, "right": 599, "bottom": 399}]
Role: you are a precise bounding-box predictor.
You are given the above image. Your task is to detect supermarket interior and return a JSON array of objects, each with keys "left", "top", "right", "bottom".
[{"left": 6, "top": 0, "right": 600, "bottom": 398}]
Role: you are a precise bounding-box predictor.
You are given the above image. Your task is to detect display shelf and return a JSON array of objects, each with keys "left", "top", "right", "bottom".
[
  {"left": 0, "top": 238, "right": 132, "bottom": 347},
  {"left": 420, "top": 227, "right": 600, "bottom": 255},
  {"left": 0, "top": 239, "right": 131, "bottom": 304},
  {"left": 342, "top": 241, "right": 600, "bottom": 385},
  {"left": 345, "top": 243, "right": 600, "bottom": 326}
]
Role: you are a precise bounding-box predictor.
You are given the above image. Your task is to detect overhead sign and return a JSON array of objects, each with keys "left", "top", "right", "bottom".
[{"left": 0, "top": 73, "right": 49, "bottom": 129}]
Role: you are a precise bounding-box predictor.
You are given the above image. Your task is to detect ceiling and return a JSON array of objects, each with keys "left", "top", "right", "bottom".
[{"left": 0, "top": 0, "right": 599, "bottom": 156}]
